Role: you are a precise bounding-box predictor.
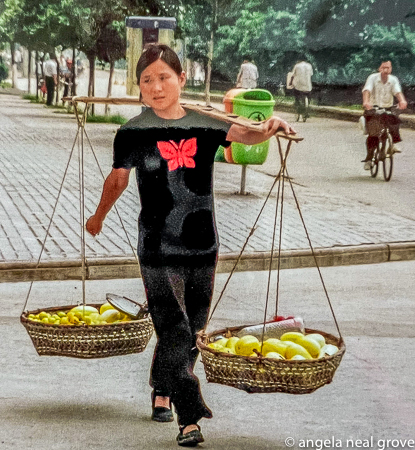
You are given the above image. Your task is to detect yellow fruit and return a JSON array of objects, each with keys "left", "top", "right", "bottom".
[
  {"left": 280, "top": 331, "right": 305, "bottom": 343},
  {"left": 100, "top": 309, "right": 121, "bottom": 323},
  {"left": 57, "top": 311, "right": 67, "bottom": 318},
  {"left": 60, "top": 317, "right": 69, "bottom": 325},
  {"left": 38, "top": 312, "right": 49, "bottom": 320},
  {"left": 225, "top": 336, "right": 240, "bottom": 351},
  {"left": 70, "top": 305, "right": 100, "bottom": 316},
  {"left": 208, "top": 342, "right": 224, "bottom": 351},
  {"left": 249, "top": 352, "right": 258, "bottom": 357},
  {"left": 100, "top": 302, "right": 115, "bottom": 315},
  {"left": 306, "top": 333, "right": 326, "bottom": 348},
  {"left": 89, "top": 313, "right": 101, "bottom": 322},
  {"left": 284, "top": 342, "right": 313, "bottom": 360},
  {"left": 296, "top": 336, "right": 321, "bottom": 358},
  {"left": 28, "top": 314, "right": 36, "bottom": 320},
  {"left": 220, "top": 347, "right": 235, "bottom": 354},
  {"left": 261, "top": 338, "right": 290, "bottom": 357},
  {"left": 214, "top": 338, "right": 228, "bottom": 348},
  {"left": 235, "top": 335, "right": 260, "bottom": 356},
  {"left": 265, "top": 352, "right": 284, "bottom": 360},
  {"left": 84, "top": 316, "right": 93, "bottom": 325},
  {"left": 41, "top": 317, "right": 49, "bottom": 323},
  {"left": 290, "top": 354, "right": 306, "bottom": 361}
]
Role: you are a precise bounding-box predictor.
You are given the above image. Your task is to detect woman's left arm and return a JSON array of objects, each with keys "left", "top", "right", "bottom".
[{"left": 226, "top": 116, "right": 296, "bottom": 145}]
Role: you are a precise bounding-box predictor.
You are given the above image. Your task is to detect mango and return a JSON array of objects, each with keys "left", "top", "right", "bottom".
[
  {"left": 306, "top": 333, "right": 326, "bottom": 348},
  {"left": 235, "top": 335, "right": 260, "bottom": 356},
  {"left": 285, "top": 342, "right": 313, "bottom": 360},
  {"left": 261, "top": 338, "right": 290, "bottom": 357}
]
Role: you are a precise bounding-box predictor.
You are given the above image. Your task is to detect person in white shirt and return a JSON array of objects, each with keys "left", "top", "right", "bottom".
[
  {"left": 43, "top": 54, "right": 58, "bottom": 106},
  {"left": 289, "top": 60, "right": 313, "bottom": 120},
  {"left": 362, "top": 60, "right": 407, "bottom": 169},
  {"left": 236, "top": 57, "right": 259, "bottom": 89}
]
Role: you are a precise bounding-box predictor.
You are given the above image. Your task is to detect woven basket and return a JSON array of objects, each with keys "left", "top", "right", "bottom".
[
  {"left": 197, "top": 326, "right": 345, "bottom": 394},
  {"left": 21, "top": 304, "right": 154, "bottom": 359}
]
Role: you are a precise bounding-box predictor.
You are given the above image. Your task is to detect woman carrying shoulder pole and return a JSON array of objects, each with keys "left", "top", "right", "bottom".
[{"left": 86, "top": 43, "right": 296, "bottom": 447}]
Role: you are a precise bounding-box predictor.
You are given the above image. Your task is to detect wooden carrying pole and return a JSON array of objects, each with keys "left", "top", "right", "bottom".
[{"left": 63, "top": 96, "right": 303, "bottom": 143}]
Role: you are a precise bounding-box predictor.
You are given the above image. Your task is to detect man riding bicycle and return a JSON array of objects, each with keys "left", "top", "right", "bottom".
[{"left": 362, "top": 60, "right": 407, "bottom": 170}]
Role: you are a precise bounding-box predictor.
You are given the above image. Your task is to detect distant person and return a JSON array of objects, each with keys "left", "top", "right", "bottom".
[
  {"left": 43, "top": 54, "right": 58, "bottom": 106},
  {"left": 236, "top": 57, "right": 259, "bottom": 89},
  {"left": 289, "top": 59, "right": 313, "bottom": 120},
  {"left": 361, "top": 60, "right": 407, "bottom": 170}
]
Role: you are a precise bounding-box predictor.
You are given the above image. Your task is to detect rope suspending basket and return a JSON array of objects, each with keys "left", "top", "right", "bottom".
[
  {"left": 196, "top": 131, "right": 346, "bottom": 394},
  {"left": 20, "top": 97, "right": 155, "bottom": 358}
]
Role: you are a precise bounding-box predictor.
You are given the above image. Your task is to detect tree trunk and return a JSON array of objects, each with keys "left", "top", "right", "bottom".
[
  {"left": 88, "top": 54, "right": 95, "bottom": 115},
  {"left": 28, "top": 51, "right": 32, "bottom": 93},
  {"left": 105, "top": 60, "right": 115, "bottom": 115},
  {"left": 35, "top": 51, "right": 39, "bottom": 100},
  {"left": 55, "top": 57, "right": 60, "bottom": 104},
  {"left": 204, "top": 0, "right": 218, "bottom": 106},
  {"left": 10, "top": 42, "right": 17, "bottom": 88},
  {"left": 71, "top": 47, "right": 76, "bottom": 96}
]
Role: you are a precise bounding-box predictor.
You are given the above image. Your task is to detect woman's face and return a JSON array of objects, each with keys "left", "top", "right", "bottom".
[{"left": 139, "top": 58, "right": 186, "bottom": 118}]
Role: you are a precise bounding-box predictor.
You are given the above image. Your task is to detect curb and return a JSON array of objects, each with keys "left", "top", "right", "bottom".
[
  {"left": 2, "top": 242, "right": 415, "bottom": 283},
  {"left": 181, "top": 91, "right": 415, "bottom": 129}
]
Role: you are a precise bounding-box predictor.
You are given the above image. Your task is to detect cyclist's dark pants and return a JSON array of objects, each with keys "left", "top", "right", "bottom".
[
  {"left": 364, "top": 110, "right": 401, "bottom": 161},
  {"left": 293, "top": 89, "right": 311, "bottom": 116}
]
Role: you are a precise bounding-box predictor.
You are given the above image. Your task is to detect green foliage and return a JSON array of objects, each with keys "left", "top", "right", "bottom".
[
  {"left": 86, "top": 113, "right": 128, "bottom": 124},
  {"left": 0, "top": 60, "right": 8, "bottom": 82}
]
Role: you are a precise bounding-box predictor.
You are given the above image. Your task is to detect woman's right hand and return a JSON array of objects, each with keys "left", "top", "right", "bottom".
[{"left": 86, "top": 215, "right": 103, "bottom": 237}]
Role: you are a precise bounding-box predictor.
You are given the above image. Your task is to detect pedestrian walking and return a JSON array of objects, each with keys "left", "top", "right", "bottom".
[
  {"left": 236, "top": 56, "right": 259, "bottom": 89},
  {"left": 43, "top": 54, "right": 58, "bottom": 106},
  {"left": 289, "top": 59, "right": 313, "bottom": 121},
  {"left": 361, "top": 60, "right": 407, "bottom": 170},
  {"left": 85, "top": 43, "right": 295, "bottom": 447}
]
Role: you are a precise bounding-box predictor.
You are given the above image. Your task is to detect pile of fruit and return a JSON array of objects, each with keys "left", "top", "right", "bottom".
[
  {"left": 207, "top": 331, "right": 339, "bottom": 360},
  {"left": 26, "top": 303, "right": 133, "bottom": 326}
]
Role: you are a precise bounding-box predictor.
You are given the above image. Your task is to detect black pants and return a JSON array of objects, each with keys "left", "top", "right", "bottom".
[
  {"left": 293, "top": 89, "right": 311, "bottom": 116},
  {"left": 364, "top": 110, "right": 401, "bottom": 161},
  {"left": 140, "top": 263, "right": 216, "bottom": 426},
  {"left": 45, "top": 76, "right": 55, "bottom": 106}
]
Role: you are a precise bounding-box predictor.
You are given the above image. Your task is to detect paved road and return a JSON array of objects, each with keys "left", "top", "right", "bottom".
[{"left": 1, "top": 261, "right": 414, "bottom": 449}]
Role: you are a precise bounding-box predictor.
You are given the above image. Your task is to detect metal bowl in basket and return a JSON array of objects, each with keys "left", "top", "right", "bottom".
[
  {"left": 197, "top": 326, "right": 345, "bottom": 394},
  {"left": 20, "top": 304, "right": 154, "bottom": 359}
]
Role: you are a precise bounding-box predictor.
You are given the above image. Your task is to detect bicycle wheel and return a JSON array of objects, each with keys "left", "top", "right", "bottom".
[
  {"left": 382, "top": 132, "right": 393, "bottom": 181},
  {"left": 370, "top": 147, "right": 379, "bottom": 178}
]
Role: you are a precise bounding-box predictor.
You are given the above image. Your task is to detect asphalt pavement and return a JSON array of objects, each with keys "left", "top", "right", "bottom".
[
  {"left": 1, "top": 88, "right": 415, "bottom": 282},
  {"left": 1, "top": 261, "right": 414, "bottom": 449},
  {"left": 1, "top": 76, "right": 414, "bottom": 450}
]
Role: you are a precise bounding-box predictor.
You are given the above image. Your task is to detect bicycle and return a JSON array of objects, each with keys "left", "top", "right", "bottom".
[{"left": 367, "top": 106, "right": 395, "bottom": 182}]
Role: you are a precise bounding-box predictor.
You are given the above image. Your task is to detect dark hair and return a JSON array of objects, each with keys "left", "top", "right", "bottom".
[{"left": 136, "top": 43, "right": 183, "bottom": 83}]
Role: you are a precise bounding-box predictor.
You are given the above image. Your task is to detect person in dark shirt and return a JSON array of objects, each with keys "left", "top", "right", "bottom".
[{"left": 86, "top": 43, "right": 295, "bottom": 447}]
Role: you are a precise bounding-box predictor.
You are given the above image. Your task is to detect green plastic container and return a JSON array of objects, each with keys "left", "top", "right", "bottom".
[{"left": 231, "top": 89, "right": 275, "bottom": 165}]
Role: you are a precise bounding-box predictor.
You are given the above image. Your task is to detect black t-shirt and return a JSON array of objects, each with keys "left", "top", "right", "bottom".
[{"left": 113, "top": 108, "right": 232, "bottom": 267}]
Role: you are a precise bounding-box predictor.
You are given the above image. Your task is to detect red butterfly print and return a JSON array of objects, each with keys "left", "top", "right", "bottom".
[{"left": 157, "top": 138, "right": 197, "bottom": 171}]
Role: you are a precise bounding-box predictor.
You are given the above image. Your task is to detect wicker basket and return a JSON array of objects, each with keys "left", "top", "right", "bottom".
[
  {"left": 197, "top": 326, "right": 345, "bottom": 394},
  {"left": 21, "top": 304, "right": 154, "bottom": 359}
]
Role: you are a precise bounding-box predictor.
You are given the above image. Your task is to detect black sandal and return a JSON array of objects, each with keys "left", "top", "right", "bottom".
[
  {"left": 151, "top": 392, "right": 174, "bottom": 423},
  {"left": 177, "top": 425, "right": 204, "bottom": 447}
]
